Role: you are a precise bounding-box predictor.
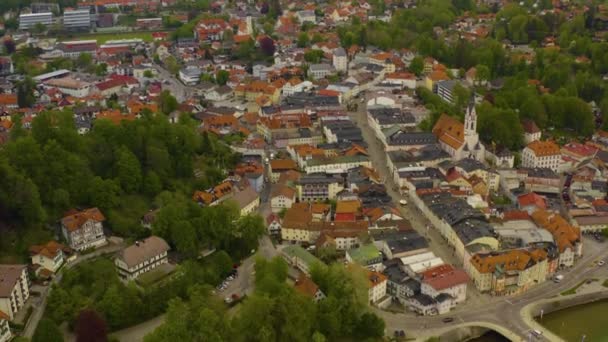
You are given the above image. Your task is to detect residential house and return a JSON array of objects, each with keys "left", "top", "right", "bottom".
[
  {"left": 522, "top": 119, "right": 541, "bottom": 144},
  {"left": 61, "top": 208, "right": 107, "bottom": 251},
  {"left": 333, "top": 47, "right": 348, "bottom": 72},
  {"left": 0, "top": 265, "right": 30, "bottom": 320},
  {"left": 271, "top": 185, "right": 296, "bottom": 213},
  {"left": 0, "top": 312, "right": 10, "bottom": 342},
  {"left": 531, "top": 210, "right": 582, "bottom": 268},
  {"left": 294, "top": 274, "right": 325, "bottom": 302},
  {"left": 309, "top": 64, "right": 335, "bottom": 80},
  {"left": 230, "top": 186, "right": 260, "bottom": 216},
  {"left": 521, "top": 140, "right": 561, "bottom": 172},
  {"left": 367, "top": 270, "right": 388, "bottom": 304},
  {"left": 29, "top": 241, "right": 69, "bottom": 275},
  {"left": 384, "top": 72, "right": 416, "bottom": 89},
  {"left": 420, "top": 264, "right": 468, "bottom": 304},
  {"left": 179, "top": 66, "right": 202, "bottom": 85},
  {"left": 296, "top": 173, "right": 344, "bottom": 202},
  {"left": 269, "top": 159, "right": 298, "bottom": 183},
  {"left": 281, "top": 245, "right": 324, "bottom": 275},
  {"left": 115, "top": 236, "right": 170, "bottom": 281},
  {"left": 266, "top": 213, "right": 282, "bottom": 236}
]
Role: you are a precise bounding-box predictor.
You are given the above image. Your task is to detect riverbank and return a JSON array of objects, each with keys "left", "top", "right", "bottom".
[{"left": 521, "top": 285, "right": 608, "bottom": 342}]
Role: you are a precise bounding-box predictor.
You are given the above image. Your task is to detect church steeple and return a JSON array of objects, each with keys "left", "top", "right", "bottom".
[{"left": 464, "top": 93, "right": 477, "bottom": 136}]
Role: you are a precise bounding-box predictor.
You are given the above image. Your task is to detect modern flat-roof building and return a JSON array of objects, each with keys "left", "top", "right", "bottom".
[
  {"left": 19, "top": 12, "right": 53, "bottom": 30},
  {"left": 63, "top": 9, "right": 92, "bottom": 30}
]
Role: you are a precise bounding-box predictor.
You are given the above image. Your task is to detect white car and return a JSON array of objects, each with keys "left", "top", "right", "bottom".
[{"left": 598, "top": 260, "right": 605, "bottom": 266}]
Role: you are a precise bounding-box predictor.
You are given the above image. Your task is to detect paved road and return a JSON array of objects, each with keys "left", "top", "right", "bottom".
[
  {"left": 152, "top": 64, "right": 190, "bottom": 102},
  {"left": 23, "top": 242, "right": 125, "bottom": 338}
]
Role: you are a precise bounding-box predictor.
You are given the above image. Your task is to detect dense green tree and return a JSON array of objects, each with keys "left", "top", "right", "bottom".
[
  {"left": 409, "top": 56, "right": 424, "bottom": 76},
  {"left": 159, "top": 90, "right": 178, "bottom": 115},
  {"left": 115, "top": 147, "right": 142, "bottom": 193},
  {"left": 32, "top": 318, "right": 63, "bottom": 342},
  {"left": 16, "top": 77, "right": 36, "bottom": 108},
  {"left": 297, "top": 32, "right": 309, "bottom": 48},
  {"left": 215, "top": 70, "right": 229, "bottom": 86}
]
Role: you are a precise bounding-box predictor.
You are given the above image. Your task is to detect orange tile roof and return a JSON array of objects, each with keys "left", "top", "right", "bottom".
[
  {"left": 270, "top": 159, "right": 297, "bottom": 171},
  {"left": 432, "top": 114, "right": 464, "bottom": 149},
  {"left": 526, "top": 140, "right": 560, "bottom": 157},
  {"left": 29, "top": 241, "right": 69, "bottom": 259},
  {"left": 367, "top": 270, "right": 388, "bottom": 288},
  {"left": 0, "top": 94, "right": 17, "bottom": 106},
  {"left": 61, "top": 208, "right": 105, "bottom": 232},
  {"left": 272, "top": 185, "right": 296, "bottom": 199},
  {"left": 0, "top": 310, "right": 9, "bottom": 320},
  {"left": 531, "top": 210, "right": 580, "bottom": 252},
  {"left": 470, "top": 248, "right": 547, "bottom": 274},
  {"left": 427, "top": 70, "right": 449, "bottom": 82},
  {"left": 294, "top": 274, "right": 320, "bottom": 298},
  {"left": 335, "top": 200, "right": 361, "bottom": 214}
]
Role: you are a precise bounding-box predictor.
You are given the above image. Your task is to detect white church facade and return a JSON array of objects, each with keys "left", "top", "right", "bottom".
[{"left": 432, "top": 97, "right": 485, "bottom": 161}]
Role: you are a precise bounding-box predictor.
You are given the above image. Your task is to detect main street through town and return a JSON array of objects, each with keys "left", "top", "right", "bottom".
[{"left": 350, "top": 98, "right": 608, "bottom": 341}]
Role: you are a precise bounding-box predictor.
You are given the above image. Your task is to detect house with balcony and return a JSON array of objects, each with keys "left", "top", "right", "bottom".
[
  {"left": 61, "top": 207, "right": 107, "bottom": 251},
  {"left": 0, "top": 265, "right": 30, "bottom": 320},
  {"left": 29, "top": 241, "right": 70, "bottom": 276},
  {"left": 0, "top": 311, "right": 11, "bottom": 342}
]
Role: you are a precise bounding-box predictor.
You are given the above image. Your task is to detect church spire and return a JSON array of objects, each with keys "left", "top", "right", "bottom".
[{"left": 464, "top": 93, "right": 477, "bottom": 136}]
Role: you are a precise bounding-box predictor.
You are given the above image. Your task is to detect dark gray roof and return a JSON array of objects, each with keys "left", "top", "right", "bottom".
[
  {"left": 368, "top": 107, "right": 416, "bottom": 126},
  {"left": 385, "top": 235, "right": 428, "bottom": 255},
  {"left": 411, "top": 293, "right": 436, "bottom": 306},
  {"left": 453, "top": 219, "right": 495, "bottom": 245},
  {"left": 388, "top": 131, "right": 436, "bottom": 146},
  {"left": 454, "top": 158, "right": 487, "bottom": 172},
  {"left": 387, "top": 145, "right": 450, "bottom": 165},
  {"left": 524, "top": 168, "right": 558, "bottom": 179},
  {"left": 298, "top": 173, "right": 343, "bottom": 185}
]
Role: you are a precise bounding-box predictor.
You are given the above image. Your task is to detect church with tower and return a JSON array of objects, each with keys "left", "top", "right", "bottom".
[{"left": 432, "top": 96, "right": 485, "bottom": 161}]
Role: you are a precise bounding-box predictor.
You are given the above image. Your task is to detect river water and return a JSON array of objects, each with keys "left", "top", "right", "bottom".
[{"left": 538, "top": 299, "right": 608, "bottom": 341}]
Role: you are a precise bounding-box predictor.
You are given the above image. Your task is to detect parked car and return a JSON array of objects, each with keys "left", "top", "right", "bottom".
[
  {"left": 598, "top": 260, "right": 605, "bottom": 266},
  {"left": 442, "top": 317, "right": 454, "bottom": 323}
]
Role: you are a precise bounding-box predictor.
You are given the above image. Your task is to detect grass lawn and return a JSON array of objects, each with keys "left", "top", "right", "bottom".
[
  {"left": 603, "top": 279, "right": 608, "bottom": 288},
  {"left": 561, "top": 279, "right": 588, "bottom": 296},
  {"left": 136, "top": 264, "right": 175, "bottom": 287},
  {"left": 61, "top": 31, "right": 155, "bottom": 43}
]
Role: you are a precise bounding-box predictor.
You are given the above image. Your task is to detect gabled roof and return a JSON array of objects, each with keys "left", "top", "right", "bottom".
[
  {"left": 61, "top": 208, "right": 105, "bottom": 232},
  {"left": 432, "top": 114, "right": 464, "bottom": 149},
  {"left": 117, "top": 236, "right": 170, "bottom": 268},
  {"left": 29, "top": 240, "right": 69, "bottom": 259}
]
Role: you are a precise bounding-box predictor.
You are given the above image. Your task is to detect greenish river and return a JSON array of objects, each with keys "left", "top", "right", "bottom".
[{"left": 538, "top": 299, "right": 608, "bottom": 342}]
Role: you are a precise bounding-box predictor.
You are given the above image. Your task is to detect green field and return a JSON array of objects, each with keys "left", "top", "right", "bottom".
[{"left": 61, "top": 31, "right": 155, "bottom": 44}]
